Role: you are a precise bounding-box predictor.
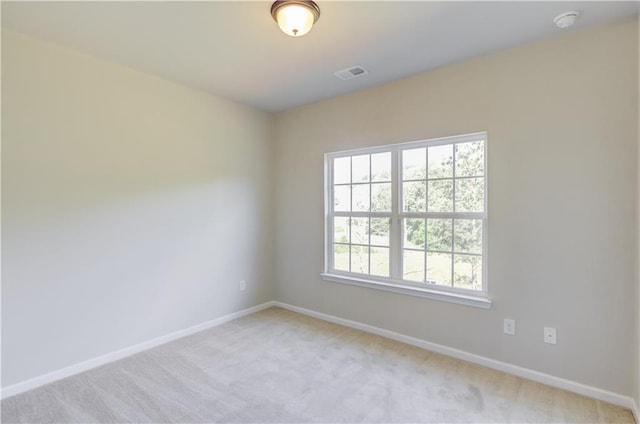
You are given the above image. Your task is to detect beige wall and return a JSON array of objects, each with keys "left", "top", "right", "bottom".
[
  {"left": 275, "top": 21, "right": 639, "bottom": 396},
  {"left": 2, "top": 30, "right": 275, "bottom": 387}
]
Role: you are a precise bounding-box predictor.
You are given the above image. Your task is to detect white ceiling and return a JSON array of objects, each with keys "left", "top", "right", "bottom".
[{"left": 2, "top": 1, "right": 638, "bottom": 112}]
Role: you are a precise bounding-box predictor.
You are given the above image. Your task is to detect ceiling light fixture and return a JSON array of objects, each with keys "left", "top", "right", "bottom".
[
  {"left": 554, "top": 11, "right": 580, "bottom": 29},
  {"left": 271, "top": 1, "right": 320, "bottom": 37}
]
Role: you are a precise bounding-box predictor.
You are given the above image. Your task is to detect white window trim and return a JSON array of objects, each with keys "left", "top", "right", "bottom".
[{"left": 323, "top": 132, "right": 491, "bottom": 309}]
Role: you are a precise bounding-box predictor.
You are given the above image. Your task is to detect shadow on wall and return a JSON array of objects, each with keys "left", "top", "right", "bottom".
[
  {"left": 1, "top": 29, "right": 274, "bottom": 388},
  {"left": 2, "top": 178, "right": 265, "bottom": 385}
]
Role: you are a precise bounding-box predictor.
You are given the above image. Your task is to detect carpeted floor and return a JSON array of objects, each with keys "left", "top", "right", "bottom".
[{"left": 1, "top": 307, "right": 635, "bottom": 423}]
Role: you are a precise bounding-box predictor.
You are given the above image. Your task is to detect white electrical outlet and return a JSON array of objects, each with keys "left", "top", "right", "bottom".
[
  {"left": 544, "top": 327, "right": 557, "bottom": 344},
  {"left": 503, "top": 319, "right": 516, "bottom": 335},
  {"left": 239, "top": 280, "right": 246, "bottom": 291}
]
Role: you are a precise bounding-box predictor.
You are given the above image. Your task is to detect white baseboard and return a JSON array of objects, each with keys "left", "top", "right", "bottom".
[
  {"left": 1, "top": 301, "right": 276, "bottom": 399},
  {"left": 632, "top": 399, "right": 639, "bottom": 424},
  {"left": 273, "top": 301, "right": 636, "bottom": 413}
]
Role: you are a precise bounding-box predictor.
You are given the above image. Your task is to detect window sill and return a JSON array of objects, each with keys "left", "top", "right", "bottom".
[{"left": 320, "top": 273, "right": 492, "bottom": 309}]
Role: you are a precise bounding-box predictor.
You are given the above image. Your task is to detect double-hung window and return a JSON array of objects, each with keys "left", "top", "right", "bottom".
[{"left": 323, "top": 132, "right": 490, "bottom": 308}]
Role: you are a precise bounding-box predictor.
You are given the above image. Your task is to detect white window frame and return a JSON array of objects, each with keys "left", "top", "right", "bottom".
[{"left": 322, "top": 132, "right": 491, "bottom": 309}]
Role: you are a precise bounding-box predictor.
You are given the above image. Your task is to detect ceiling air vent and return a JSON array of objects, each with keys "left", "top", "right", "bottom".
[{"left": 334, "top": 66, "right": 368, "bottom": 80}]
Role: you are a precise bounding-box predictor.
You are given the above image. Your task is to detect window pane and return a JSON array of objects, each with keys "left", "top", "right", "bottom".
[
  {"left": 454, "top": 254, "right": 482, "bottom": 290},
  {"left": 427, "top": 180, "right": 453, "bottom": 212},
  {"left": 370, "top": 247, "right": 389, "bottom": 277},
  {"left": 454, "top": 219, "right": 483, "bottom": 254},
  {"left": 333, "top": 244, "right": 349, "bottom": 271},
  {"left": 426, "top": 252, "right": 452, "bottom": 286},
  {"left": 428, "top": 144, "right": 453, "bottom": 179},
  {"left": 402, "top": 148, "right": 426, "bottom": 180},
  {"left": 352, "top": 155, "right": 370, "bottom": 183},
  {"left": 403, "top": 181, "right": 426, "bottom": 212},
  {"left": 370, "top": 218, "right": 390, "bottom": 246},
  {"left": 426, "top": 219, "right": 452, "bottom": 252},
  {"left": 455, "top": 178, "right": 484, "bottom": 212},
  {"left": 403, "top": 250, "right": 424, "bottom": 282},
  {"left": 371, "top": 152, "right": 391, "bottom": 182},
  {"left": 455, "top": 141, "right": 484, "bottom": 177},
  {"left": 404, "top": 218, "right": 425, "bottom": 250},
  {"left": 334, "top": 157, "right": 351, "bottom": 184},
  {"left": 352, "top": 184, "right": 370, "bottom": 212},
  {"left": 351, "top": 217, "right": 369, "bottom": 245},
  {"left": 351, "top": 246, "right": 369, "bottom": 274},
  {"left": 334, "top": 185, "right": 351, "bottom": 212},
  {"left": 333, "top": 217, "right": 350, "bottom": 244},
  {"left": 371, "top": 183, "right": 391, "bottom": 211},
  {"left": 328, "top": 135, "right": 487, "bottom": 292}
]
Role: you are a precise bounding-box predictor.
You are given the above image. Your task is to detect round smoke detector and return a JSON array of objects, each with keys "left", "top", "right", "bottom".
[{"left": 554, "top": 11, "right": 580, "bottom": 29}]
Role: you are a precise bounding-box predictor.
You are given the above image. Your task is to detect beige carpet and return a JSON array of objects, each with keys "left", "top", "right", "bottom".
[{"left": 1, "top": 307, "right": 634, "bottom": 423}]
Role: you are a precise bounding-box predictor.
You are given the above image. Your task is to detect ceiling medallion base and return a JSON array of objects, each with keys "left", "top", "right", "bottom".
[{"left": 271, "top": 1, "right": 321, "bottom": 37}]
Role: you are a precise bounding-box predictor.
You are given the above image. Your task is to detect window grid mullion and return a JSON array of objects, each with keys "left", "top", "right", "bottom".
[
  {"left": 350, "top": 155, "right": 355, "bottom": 274},
  {"left": 390, "top": 149, "right": 402, "bottom": 280},
  {"left": 330, "top": 157, "right": 340, "bottom": 273},
  {"left": 333, "top": 211, "right": 392, "bottom": 217},
  {"left": 424, "top": 147, "right": 429, "bottom": 282},
  {"left": 349, "top": 156, "right": 354, "bottom": 213},
  {"left": 368, "top": 156, "right": 372, "bottom": 275},
  {"left": 348, "top": 216, "right": 352, "bottom": 273},
  {"left": 399, "top": 212, "right": 485, "bottom": 219},
  {"left": 450, "top": 219, "right": 455, "bottom": 287},
  {"left": 451, "top": 145, "right": 456, "bottom": 287}
]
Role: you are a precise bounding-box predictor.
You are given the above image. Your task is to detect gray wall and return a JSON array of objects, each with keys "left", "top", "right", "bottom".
[
  {"left": 274, "top": 21, "right": 638, "bottom": 396},
  {"left": 2, "top": 30, "right": 275, "bottom": 387}
]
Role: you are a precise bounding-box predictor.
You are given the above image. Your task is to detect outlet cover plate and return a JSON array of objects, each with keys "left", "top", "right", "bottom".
[
  {"left": 544, "top": 327, "right": 557, "bottom": 344},
  {"left": 503, "top": 318, "right": 516, "bottom": 335}
]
